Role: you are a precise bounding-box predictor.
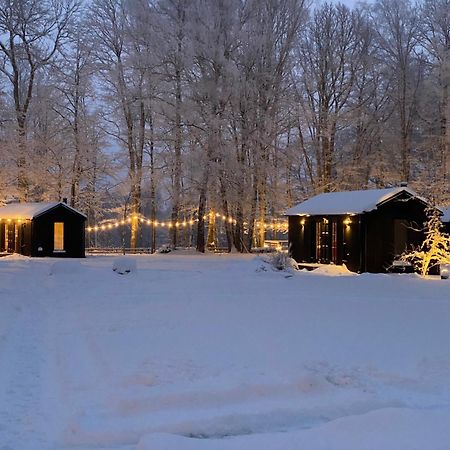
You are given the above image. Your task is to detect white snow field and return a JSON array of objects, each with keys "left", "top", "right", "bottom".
[{"left": 1, "top": 253, "right": 450, "bottom": 450}]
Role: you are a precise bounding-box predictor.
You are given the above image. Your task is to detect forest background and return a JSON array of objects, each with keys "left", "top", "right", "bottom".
[{"left": 0, "top": 0, "right": 448, "bottom": 251}]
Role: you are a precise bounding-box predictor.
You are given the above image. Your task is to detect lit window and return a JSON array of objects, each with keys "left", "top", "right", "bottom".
[{"left": 54, "top": 222, "right": 64, "bottom": 251}]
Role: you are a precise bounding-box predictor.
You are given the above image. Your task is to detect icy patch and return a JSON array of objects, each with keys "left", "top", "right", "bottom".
[{"left": 113, "top": 257, "right": 137, "bottom": 275}]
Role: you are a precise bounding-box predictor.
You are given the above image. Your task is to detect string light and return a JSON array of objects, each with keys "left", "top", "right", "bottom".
[
  {"left": 0, "top": 211, "right": 287, "bottom": 234},
  {"left": 84, "top": 210, "right": 287, "bottom": 234}
]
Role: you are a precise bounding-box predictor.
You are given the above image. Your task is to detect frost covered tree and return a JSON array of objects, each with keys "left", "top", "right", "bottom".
[
  {"left": 371, "top": 0, "right": 423, "bottom": 183},
  {"left": 90, "top": 0, "right": 149, "bottom": 249},
  {"left": 295, "top": 3, "right": 369, "bottom": 192},
  {"left": 418, "top": 0, "right": 450, "bottom": 205},
  {"left": 401, "top": 207, "right": 450, "bottom": 276},
  {"left": 0, "top": 0, "right": 78, "bottom": 200},
  {"left": 0, "top": 0, "right": 448, "bottom": 252}
]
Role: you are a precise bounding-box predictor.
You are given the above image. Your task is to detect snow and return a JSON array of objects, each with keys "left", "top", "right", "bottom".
[
  {"left": 1, "top": 253, "right": 450, "bottom": 450},
  {"left": 0, "top": 201, "right": 86, "bottom": 219},
  {"left": 113, "top": 256, "right": 138, "bottom": 275},
  {"left": 285, "top": 187, "right": 425, "bottom": 216},
  {"left": 308, "top": 263, "right": 356, "bottom": 276}
]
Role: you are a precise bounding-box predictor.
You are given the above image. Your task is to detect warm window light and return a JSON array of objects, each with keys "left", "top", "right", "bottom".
[
  {"left": 344, "top": 217, "right": 352, "bottom": 226},
  {"left": 54, "top": 222, "right": 64, "bottom": 251},
  {"left": 300, "top": 219, "right": 306, "bottom": 226}
]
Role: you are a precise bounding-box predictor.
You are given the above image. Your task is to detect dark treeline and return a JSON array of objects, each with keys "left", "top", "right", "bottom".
[{"left": 0, "top": 0, "right": 448, "bottom": 251}]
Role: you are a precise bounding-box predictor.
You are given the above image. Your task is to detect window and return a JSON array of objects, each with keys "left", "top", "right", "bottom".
[
  {"left": 331, "top": 220, "right": 338, "bottom": 263},
  {"left": 3, "top": 223, "right": 8, "bottom": 252},
  {"left": 54, "top": 222, "right": 64, "bottom": 252}
]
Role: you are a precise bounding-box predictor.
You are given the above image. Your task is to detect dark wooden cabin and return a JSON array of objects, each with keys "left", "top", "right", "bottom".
[
  {"left": 0, "top": 202, "right": 86, "bottom": 257},
  {"left": 286, "top": 187, "right": 433, "bottom": 273}
]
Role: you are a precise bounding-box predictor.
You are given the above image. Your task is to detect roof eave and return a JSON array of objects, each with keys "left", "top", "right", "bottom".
[{"left": 33, "top": 202, "right": 87, "bottom": 219}]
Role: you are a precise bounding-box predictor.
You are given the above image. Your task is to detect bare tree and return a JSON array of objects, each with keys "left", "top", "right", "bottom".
[
  {"left": 0, "top": 0, "right": 78, "bottom": 200},
  {"left": 371, "top": 0, "right": 423, "bottom": 183},
  {"left": 295, "top": 3, "right": 368, "bottom": 192},
  {"left": 420, "top": 0, "right": 450, "bottom": 204},
  {"left": 90, "top": 0, "right": 147, "bottom": 249}
]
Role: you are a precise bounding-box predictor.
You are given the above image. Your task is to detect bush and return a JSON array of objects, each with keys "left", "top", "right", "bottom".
[{"left": 263, "top": 251, "right": 298, "bottom": 272}]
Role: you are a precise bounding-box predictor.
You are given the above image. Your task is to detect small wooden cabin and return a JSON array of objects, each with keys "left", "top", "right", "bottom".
[
  {"left": 0, "top": 202, "right": 86, "bottom": 257},
  {"left": 286, "top": 187, "right": 433, "bottom": 273}
]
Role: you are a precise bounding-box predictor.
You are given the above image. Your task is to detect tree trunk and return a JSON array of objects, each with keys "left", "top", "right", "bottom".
[
  {"left": 206, "top": 212, "right": 216, "bottom": 250},
  {"left": 246, "top": 171, "right": 258, "bottom": 251},
  {"left": 196, "top": 171, "right": 209, "bottom": 253},
  {"left": 148, "top": 109, "right": 157, "bottom": 253},
  {"left": 70, "top": 77, "right": 82, "bottom": 208}
]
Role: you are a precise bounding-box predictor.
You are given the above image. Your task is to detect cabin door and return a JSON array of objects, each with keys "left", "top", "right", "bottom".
[
  {"left": 4, "top": 223, "right": 15, "bottom": 253},
  {"left": 316, "top": 219, "right": 338, "bottom": 264}
]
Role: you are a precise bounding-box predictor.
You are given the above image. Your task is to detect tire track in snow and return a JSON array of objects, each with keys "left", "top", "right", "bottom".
[{"left": 0, "top": 296, "right": 50, "bottom": 450}]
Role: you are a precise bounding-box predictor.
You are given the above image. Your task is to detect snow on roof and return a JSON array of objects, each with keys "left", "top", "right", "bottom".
[
  {"left": 285, "top": 187, "right": 427, "bottom": 216},
  {"left": 442, "top": 207, "right": 450, "bottom": 223},
  {"left": 0, "top": 202, "right": 86, "bottom": 219}
]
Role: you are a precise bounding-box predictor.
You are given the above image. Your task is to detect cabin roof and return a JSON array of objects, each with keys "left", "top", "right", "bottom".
[
  {"left": 0, "top": 202, "right": 86, "bottom": 219},
  {"left": 285, "top": 187, "right": 430, "bottom": 216}
]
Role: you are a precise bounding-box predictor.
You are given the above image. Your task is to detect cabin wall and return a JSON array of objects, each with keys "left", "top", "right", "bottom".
[
  {"left": 288, "top": 215, "right": 363, "bottom": 272},
  {"left": 363, "top": 195, "right": 427, "bottom": 272},
  {"left": 18, "top": 222, "right": 32, "bottom": 256},
  {"left": 31, "top": 207, "right": 85, "bottom": 257},
  {"left": 0, "top": 221, "right": 32, "bottom": 256},
  {"left": 288, "top": 216, "right": 301, "bottom": 261},
  {"left": 288, "top": 216, "right": 316, "bottom": 263},
  {"left": 342, "top": 216, "right": 362, "bottom": 273},
  {"left": 443, "top": 221, "right": 450, "bottom": 234}
]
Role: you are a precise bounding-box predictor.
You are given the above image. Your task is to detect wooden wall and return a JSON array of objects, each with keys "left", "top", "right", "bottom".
[{"left": 31, "top": 206, "right": 85, "bottom": 257}]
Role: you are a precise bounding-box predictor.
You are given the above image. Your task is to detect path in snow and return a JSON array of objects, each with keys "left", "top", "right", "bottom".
[{"left": 0, "top": 262, "right": 51, "bottom": 449}]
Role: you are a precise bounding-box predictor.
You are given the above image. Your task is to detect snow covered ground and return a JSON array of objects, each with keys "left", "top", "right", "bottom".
[{"left": 1, "top": 253, "right": 450, "bottom": 450}]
